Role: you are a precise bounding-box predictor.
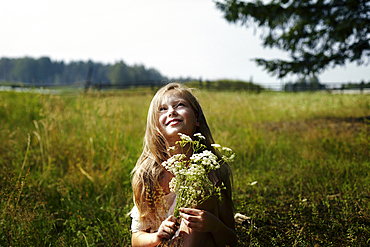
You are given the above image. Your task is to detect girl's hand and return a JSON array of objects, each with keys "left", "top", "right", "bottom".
[
  {"left": 155, "top": 215, "right": 179, "bottom": 241},
  {"left": 179, "top": 207, "right": 219, "bottom": 233}
]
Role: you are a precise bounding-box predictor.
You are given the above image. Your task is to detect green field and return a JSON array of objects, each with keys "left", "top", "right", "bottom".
[{"left": 1, "top": 89, "right": 370, "bottom": 246}]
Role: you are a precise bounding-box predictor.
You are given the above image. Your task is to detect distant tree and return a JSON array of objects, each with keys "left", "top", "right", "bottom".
[
  {"left": 64, "top": 61, "right": 90, "bottom": 83},
  {"left": 53, "top": 61, "right": 65, "bottom": 85},
  {"left": 36, "top": 57, "right": 53, "bottom": 84},
  {"left": 308, "top": 74, "right": 319, "bottom": 84},
  {"left": 184, "top": 79, "right": 264, "bottom": 92},
  {"left": 13, "top": 57, "right": 37, "bottom": 83},
  {"left": 132, "top": 64, "right": 149, "bottom": 83},
  {"left": 130, "top": 65, "right": 163, "bottom": 85},
  {"left": 108, "top": 61, "right": 134, "bottom": 85},
  {"left": 284, "top": 74, "right": 325, "bottom": 91},
  {"left": 0, "top": 58, "right": 14, "bottom": 81},
  {"left": 216, "top": 0, "right": 370, "bottom": 78},
  {"left": 147, "top": 68, "right": 163, "bottom": 81},
  {"left": 91, "top": 62, "right": 110, "bottom": 84},
  {"left": 296, "top": 77, "right": 308, "bottom": 91}
]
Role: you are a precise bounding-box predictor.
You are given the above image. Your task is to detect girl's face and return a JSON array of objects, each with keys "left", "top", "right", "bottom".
[{"left": 158, "top": 93, "right": 199, "bottom": 145}]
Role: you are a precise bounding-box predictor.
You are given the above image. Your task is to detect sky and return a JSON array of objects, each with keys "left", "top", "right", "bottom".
[{"left": 1, "top": 0, "right": 369, "bottom": 88}]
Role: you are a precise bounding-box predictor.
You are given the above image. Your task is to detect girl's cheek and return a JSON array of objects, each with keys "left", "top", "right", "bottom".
[{"left": 158, "top": 116, "right": 165, "bottom": 124}]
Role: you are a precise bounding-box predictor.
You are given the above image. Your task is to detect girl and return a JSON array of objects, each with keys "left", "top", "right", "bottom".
[{"left": 130, "top": 83, "right": 236, "bottom": 246}]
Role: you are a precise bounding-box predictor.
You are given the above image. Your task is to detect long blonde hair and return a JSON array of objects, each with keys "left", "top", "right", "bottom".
[{"left": 131, "top": 83, "right": 233, "bottom": 226}]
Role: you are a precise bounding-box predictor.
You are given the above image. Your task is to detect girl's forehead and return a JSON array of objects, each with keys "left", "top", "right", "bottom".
[{"left": 160, "top": 91, "right": 187, "bottom": 104}]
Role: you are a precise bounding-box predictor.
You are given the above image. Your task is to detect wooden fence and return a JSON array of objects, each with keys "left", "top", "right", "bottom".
[{"left": 1, "top": 80, "right": 369, "bottom": 94}]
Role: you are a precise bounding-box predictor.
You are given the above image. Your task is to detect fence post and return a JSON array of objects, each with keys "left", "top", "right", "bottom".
[
  {"left": 360, "top": 81, "right": 364, "bottom": 94},
  {"left": 199, "top": 78, "right": 203, "bottom": 89},
  {"left": 84, "top": 66, "right": 93, "bottom": 92},
  {"left": 206, "top": 80, "right": 210, "bottom": 90}
]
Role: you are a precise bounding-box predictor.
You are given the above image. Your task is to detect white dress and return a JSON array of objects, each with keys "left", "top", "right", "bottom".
[{"left": 130, "top": 192, "right": 177, "bottom": 233}]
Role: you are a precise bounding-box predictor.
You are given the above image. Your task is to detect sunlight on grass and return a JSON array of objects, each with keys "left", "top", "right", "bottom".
[{"left": 1, "top": 89, "right": 369, "bottom": 246}]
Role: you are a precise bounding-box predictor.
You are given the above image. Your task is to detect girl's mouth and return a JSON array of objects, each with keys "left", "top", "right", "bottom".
[{"left": 167, "top": 119, "right": 181, "bottom": 126}]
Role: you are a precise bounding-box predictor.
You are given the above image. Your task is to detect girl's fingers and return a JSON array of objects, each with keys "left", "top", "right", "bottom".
[
  {"left": 165, "top": 216, "right": 179, "bottom": 231},
  {"left": 168, "top": 215, "right": 178, "bottom": 223},
  {"left": 179, "top": 207, "right": 201, "bottom": 215},
  {"left": 179, "top": 212, "right": 200, "bottom": 224},
  {"left": 166, "top": 226, "right": 173, "bottom": 235},
  {"left": 157, "top": 215, "right": 180, "bottom": 240},
  {"left": 159, "top": 225, "right": 175, "bottom": 239},
  {"left": 179, "top": 212, "right": 188, "bottom": 221},
  {"left": 182, "top": 217, "right": 202, "bottom": 231},
  {"left": 168, "top": 222, "right": 177, "bottom": 231}
]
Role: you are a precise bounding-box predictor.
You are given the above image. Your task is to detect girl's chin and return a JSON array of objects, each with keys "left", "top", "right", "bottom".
[
  {"left": 162, "top": 128, "right": 194, "bottom": 140},
  {"left": 165, "top": 130, "right": 191, "bottom": 138},
  {"left": 163, "top": 132, "right": 184, "bottom": 143},
  {"left": 164, "top": 133, "right": 182, "bottom": 141}
]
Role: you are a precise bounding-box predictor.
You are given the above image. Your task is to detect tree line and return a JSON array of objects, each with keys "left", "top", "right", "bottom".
[
  {"left": 0, "top": 57, "right": 166, "bottom": 85},
  {"left": 283, "top": 75, "right": 370, "bottom": 92}
]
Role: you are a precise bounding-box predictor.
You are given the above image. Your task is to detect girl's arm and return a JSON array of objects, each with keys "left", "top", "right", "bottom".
[
  {"left": 179, "top": 196, "right": 237, "bottom": 247},
  {"left": 132, "top": 231, "right": 160, "bottom": 247},
  {"left": 131, "top": 215, "right": 178, "bottom": 247}
]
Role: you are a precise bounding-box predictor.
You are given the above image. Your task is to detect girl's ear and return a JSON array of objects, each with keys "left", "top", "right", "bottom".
[{"left": 195, "top": 118, "right": 200, "bottom": 127}]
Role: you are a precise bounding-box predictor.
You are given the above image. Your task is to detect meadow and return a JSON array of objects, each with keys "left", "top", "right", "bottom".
[{"left": 1, "top": 88, "right": 369, "bottom": 246}]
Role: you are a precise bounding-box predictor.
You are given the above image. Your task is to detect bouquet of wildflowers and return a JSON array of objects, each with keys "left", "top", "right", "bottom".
[{"left": 161, "top": 133, "right": 235, "bottom": 218}]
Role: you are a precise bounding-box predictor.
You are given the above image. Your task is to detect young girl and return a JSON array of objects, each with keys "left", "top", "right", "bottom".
[{"left": 130, "top": 83, "right": 236, "bottom": 246}]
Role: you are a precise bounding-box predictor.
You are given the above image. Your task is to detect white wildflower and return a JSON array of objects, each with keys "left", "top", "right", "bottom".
[
  {"left": 169, "top": 177, "right": 177, "bottom": 192},
  {"left": 211, "top": 143, "right": 221, "bottom": 148},
  {"left": 222, "top": 147, "right": 233, "bottom": 152},
  {"left": 190, "top": 153, "right": 202, "bottom": 163},
  {"left": 194, "top": 133, "right": 205, "bottom": 139},
  {"left": 178, "top": 133, "right": 192, "bottom": 142},
  {"left": 223, "top": 153, "right": 235, "bottom": 162},
  {"left": 229, "top": 154, "right": 235, "bottom": 161}
]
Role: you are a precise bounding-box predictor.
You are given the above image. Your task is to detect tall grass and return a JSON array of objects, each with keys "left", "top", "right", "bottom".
[{"left": 1, "top": 89, "right": 369, "bottom": 246}]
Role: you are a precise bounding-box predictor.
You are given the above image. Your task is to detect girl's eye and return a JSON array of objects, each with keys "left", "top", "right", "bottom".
[
  {"left": 177, "top": 102, "right": 185, "bottom": 107},
  {"left": 159, "top": 106, "right": 167, "bottom": 112}
]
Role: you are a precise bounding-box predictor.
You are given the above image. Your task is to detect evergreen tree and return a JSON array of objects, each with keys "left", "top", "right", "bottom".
[{"left": 216, "top": 0, "right": 370, "bottom": 78}]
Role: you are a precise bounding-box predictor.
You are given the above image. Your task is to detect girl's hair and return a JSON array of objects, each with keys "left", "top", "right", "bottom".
[{"left": 131, "top": 83, "right": 233, "bottom": 226}]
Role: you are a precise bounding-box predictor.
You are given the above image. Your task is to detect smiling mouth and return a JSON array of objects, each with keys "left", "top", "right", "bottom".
[{"left": 166, "top": 119, "right": 182, "bottom": 126}]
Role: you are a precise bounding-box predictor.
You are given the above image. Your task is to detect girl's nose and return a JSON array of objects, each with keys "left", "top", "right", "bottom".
[{"left": 168, "top": 107, "right": 177, "bottom": 117}]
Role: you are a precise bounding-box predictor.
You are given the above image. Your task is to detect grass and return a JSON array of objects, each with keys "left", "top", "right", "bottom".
[{"left": 0, "top": 89, "right": 369, "bottom": 246}]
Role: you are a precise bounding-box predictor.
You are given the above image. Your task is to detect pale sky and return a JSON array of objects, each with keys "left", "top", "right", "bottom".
[{"left": 1, "top": 0, "right": 369, "bottom": 88}]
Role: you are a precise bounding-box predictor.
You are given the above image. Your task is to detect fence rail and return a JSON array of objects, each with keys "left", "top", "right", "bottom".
[{"left": 0, "top": 80, "right": 369, "bottom": 94}]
